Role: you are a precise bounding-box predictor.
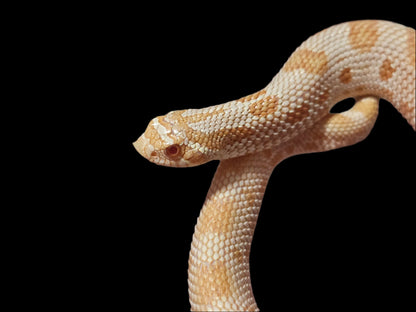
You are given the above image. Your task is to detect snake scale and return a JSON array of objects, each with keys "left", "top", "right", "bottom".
[{"left": 134, "top": 20, "right": 415, "bottom": 311}]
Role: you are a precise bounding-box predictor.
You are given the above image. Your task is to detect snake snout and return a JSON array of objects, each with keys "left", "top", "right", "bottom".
[{"left": 133, "top": 134, "right": 155, "bottom": 160}]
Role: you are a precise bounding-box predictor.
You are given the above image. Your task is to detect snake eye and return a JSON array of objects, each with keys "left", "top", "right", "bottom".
[{"left": 165, "top": 144, "right": 181, "bottom": 158}]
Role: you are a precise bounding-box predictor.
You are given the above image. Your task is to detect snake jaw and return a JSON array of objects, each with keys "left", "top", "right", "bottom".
[{"left": 134, "top": 134, "right": 209, "bottom": 167}]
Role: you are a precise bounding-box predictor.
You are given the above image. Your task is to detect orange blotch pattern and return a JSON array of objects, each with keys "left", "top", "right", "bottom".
[
  {"left": 348, "top": 20, "right": 380, "bottom": 53},
  {"left": 379, "top": 59, "right": 395, "bottom": 81},
  {"left": 283, "top": 49, "right": 329, "bottom": 76}
]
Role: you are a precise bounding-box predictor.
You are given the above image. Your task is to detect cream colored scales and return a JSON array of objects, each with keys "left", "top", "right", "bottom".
[{"left": 134, "top": 20, "right": 415, "bottom": 311}]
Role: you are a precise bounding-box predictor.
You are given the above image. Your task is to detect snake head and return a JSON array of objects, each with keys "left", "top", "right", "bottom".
[{"left": 133, "top": 111, "right": 210, "bottom": 167}]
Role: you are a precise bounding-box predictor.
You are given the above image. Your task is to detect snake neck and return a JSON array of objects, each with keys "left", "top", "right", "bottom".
[{"left": 187, "top": 152, "right": 282, "bottom": 311}]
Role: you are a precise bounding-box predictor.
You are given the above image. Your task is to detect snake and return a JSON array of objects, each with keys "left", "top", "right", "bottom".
[{"left": 133, "top": 20, "right": 415, "bottom": 311}]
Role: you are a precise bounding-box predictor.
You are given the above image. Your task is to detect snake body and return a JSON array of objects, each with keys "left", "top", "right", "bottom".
[{"left": 134, "top": 20, "right": 415, "bottom": 311}]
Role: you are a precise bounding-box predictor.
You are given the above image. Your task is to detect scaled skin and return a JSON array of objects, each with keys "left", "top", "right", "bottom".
[{"left": 134, "top": 20, "right": 415, "bottom": 311}]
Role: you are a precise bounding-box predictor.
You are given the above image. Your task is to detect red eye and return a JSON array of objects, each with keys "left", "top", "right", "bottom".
[{"left": 165, "top": 144, "right": 181, "bottom": 158}]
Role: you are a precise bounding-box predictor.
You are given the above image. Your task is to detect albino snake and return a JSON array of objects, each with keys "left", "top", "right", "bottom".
[{"left": 134, "top": 20, "right": 415, "bottom": 311}]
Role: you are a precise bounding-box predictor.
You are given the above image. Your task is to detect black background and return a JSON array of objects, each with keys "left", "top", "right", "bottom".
[{"left": 62, "top": 4, "right": 415, "bottom": 311}]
